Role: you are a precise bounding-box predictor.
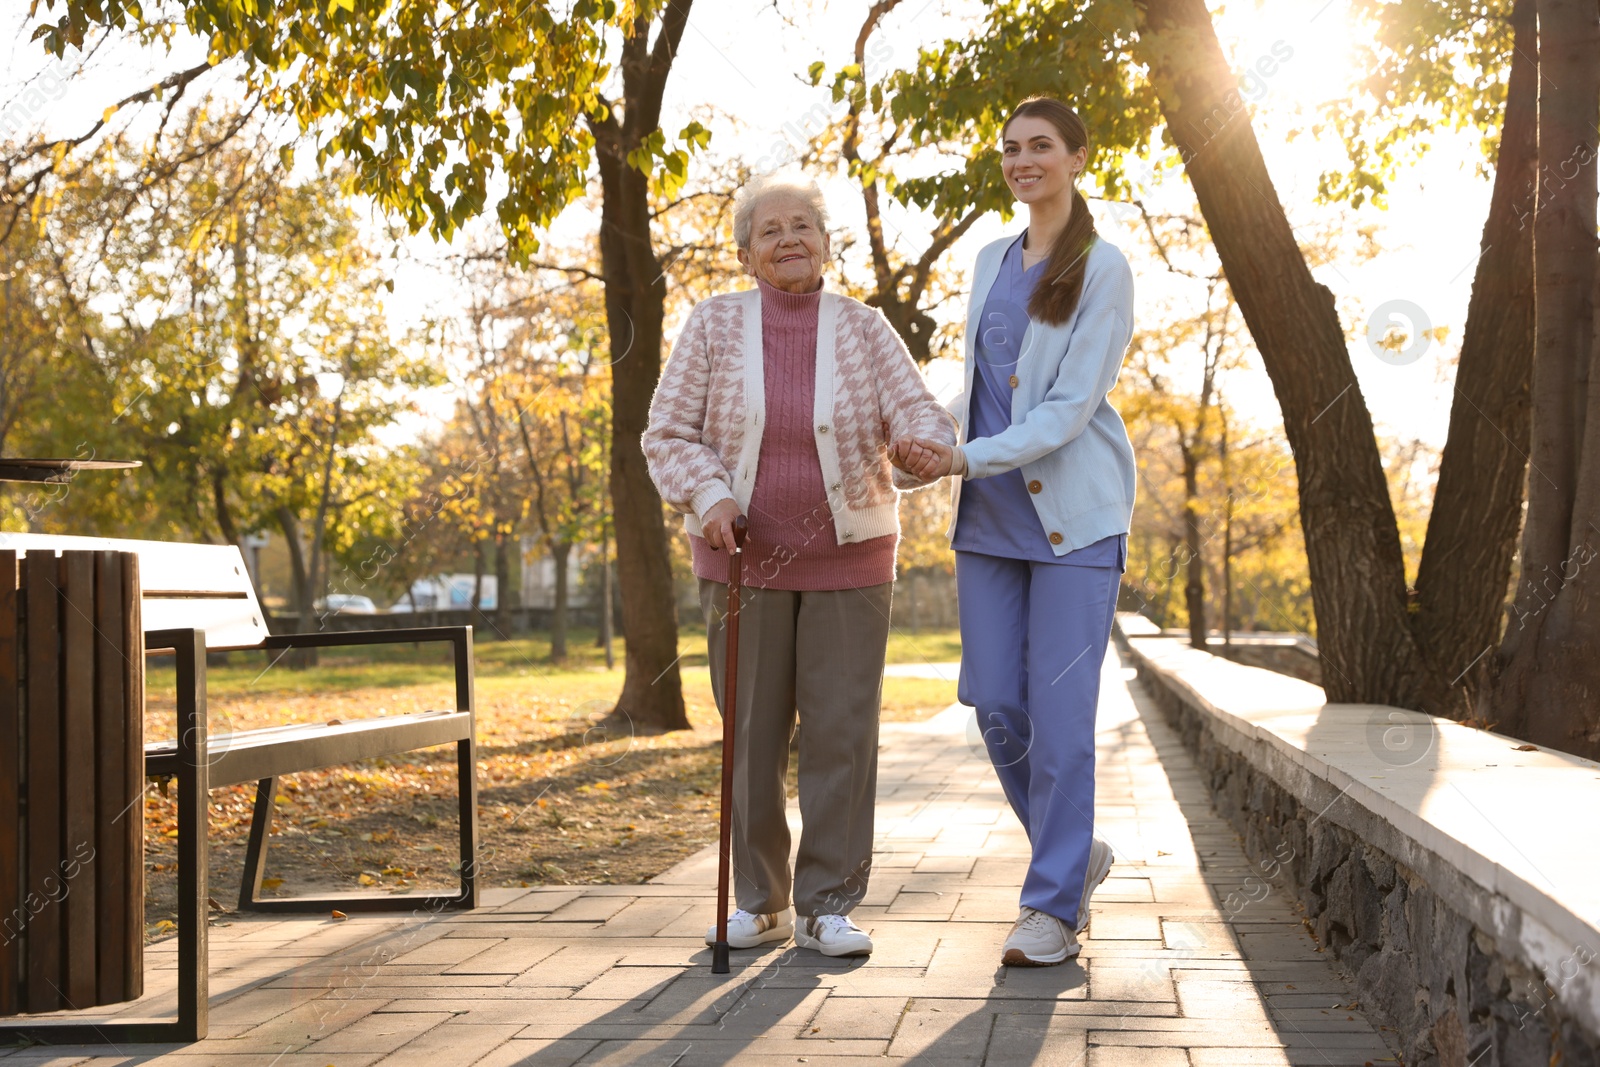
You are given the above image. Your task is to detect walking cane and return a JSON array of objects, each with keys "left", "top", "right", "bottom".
[{"left": 711, "top": 514, "right": 749, "bottom": 975}]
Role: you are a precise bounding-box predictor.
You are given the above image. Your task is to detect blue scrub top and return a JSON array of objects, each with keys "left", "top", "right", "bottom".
[{"left": 951, "top": 234, "right": 1126, "bottom": 570}]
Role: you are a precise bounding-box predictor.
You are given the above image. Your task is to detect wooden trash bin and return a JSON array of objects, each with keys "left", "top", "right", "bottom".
[{"left": 0, "top": 549, "right": 144, "bottom": 1017}]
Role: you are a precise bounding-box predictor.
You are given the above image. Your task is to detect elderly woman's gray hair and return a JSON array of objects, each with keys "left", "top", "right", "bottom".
[{"left": 732, "top": 172, "right": 830, "bottom": 250}]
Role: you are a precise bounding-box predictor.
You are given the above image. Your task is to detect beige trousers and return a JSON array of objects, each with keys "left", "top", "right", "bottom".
[{"left": 699, "top": 579, "right": 892, "bottom": 918}]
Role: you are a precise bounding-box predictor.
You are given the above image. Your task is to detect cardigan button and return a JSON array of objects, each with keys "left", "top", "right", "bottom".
[
  {"left": 1009, "top": 375, "right": 1019, "bottom": 388},
  {"left": 1028, "top": 480, "right": 1043, "bottom": 494},
  {"left": 1049, "top": 532, "right": 1064, "bottom": 545},
  {"left": 817, "top": 424, "right": 830, "bottom": 434}
]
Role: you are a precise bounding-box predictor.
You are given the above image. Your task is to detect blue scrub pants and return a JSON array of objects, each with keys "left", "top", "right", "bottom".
[{"left": 955, "top": 550, "right": 1120, "bottom": 923}]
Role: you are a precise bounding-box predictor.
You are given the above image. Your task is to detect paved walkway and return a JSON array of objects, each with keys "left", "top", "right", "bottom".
[{"left": 8, "top": 648, "right": 1399, "bottom": 1065}]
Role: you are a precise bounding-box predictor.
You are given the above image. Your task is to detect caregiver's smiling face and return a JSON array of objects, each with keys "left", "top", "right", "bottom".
[
  {"left": 738, "top": 192, "right": 829, "bottom": 294},
  {"left": 1002, "top": 114, "right": 1083, "bottom": 205}
]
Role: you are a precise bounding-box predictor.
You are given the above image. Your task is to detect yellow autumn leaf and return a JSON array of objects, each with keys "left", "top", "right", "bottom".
[{"left": 260, "top": 877, "right": 284, "bottom": 891}]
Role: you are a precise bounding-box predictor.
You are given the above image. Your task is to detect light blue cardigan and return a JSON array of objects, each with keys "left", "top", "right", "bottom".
[{"left": 946, "top": 232, "right": 1137, "bottom": 555}]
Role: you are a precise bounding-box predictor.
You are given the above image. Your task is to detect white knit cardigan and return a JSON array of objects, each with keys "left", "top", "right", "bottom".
[{"left": 643, "top": 286, "right": 957, "bottom": 546}]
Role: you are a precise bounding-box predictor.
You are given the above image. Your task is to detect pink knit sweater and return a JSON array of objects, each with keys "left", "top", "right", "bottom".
[{"left": 690, "top": 282, "right": 894, "bottom": 590}]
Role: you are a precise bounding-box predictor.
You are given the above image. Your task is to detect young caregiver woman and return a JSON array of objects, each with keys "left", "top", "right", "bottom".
[{"left": 890, "top": 96, "right": 1136, "bottom": 966}]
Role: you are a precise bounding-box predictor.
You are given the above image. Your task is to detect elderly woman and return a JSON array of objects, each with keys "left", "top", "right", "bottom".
[{"left": 643, "top": 172, "right": 955, "bottom": 958}]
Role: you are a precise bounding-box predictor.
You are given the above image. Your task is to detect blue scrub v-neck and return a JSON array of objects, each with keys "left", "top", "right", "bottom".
[{"left": 952, "top": 235, "right": 1125, "bottom": 568}]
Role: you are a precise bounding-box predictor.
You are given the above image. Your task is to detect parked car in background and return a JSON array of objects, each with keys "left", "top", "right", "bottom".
[
  {"left": 315, "top": 593, "right": 378, "bottom": 615},
  {"left": 389, "top": 575, "right": 496, "bottom": 612}
]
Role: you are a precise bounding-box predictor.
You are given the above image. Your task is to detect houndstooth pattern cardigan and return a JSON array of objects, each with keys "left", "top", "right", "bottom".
[{"left": 643, "top": 286, "right": 957, "bottom": 547}]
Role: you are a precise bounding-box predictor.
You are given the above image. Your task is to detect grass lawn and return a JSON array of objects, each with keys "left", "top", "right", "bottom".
[{"left": 142, "top": 625, "right": 960, "bottom": 936}]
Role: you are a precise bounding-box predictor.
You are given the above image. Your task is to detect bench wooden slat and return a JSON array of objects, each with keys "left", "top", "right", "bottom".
[
  {"left": 0, "top": 554, "right": 19, "bottom": 1016},
  {"left": 122, "top": 556, "right": 145, "bottom": 999},
  {"left": 23, "top": 551, "right": 63, "bottom": 1013},
  {"left": 144, "top": 710, "right": 473, "bottom": 790},
  {"left": 93, "top": 551, "right": 134, "bottom": 1005},
  {"left": 61, "top": 552, "right": 97, "bottom": 1006}
]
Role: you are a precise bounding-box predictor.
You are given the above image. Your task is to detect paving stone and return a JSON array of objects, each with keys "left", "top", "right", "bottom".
[
  {"left": 982, "top": 1014, "right": 1090, "bottom": 1065},
  {"left": 1084, "top": 910, "right": 1163, "bottom": 940},
  {"left": 299, "top": 1010, "right": 454, "bottom": 1054},
  {"left": 440, "top": 940, "right": 563, "bottom": 976},
  {"left": 1176, "top": 979, "right": 1273, "bottom": 1021},
  {"left": 473, "top": 1037, "right": 598, "bottom": 1066},
  {"left": 570, "top": 966, "right": 677, "bottom": 1002},
  {"left": 886, "top": 1000, "right": 993, "bottom": 1062},
  {"left": 915, "top": 855, "right": 978, "bottom": 874},
  {"left": 802, "top": 994, "right": 907, "bottom": 1039},
  {"left": 1087, "top": 965, "right": 1175, "bottom": 1003},
  {"left": 231, "top": 996, "right": 393, "bottom": 1049},
  {"left": 378, "top": 1020, "right": 525, "bottom": 1066},
  {"left": 596, "top": 899, "right": 693, "bottom": 937},
  {"left": 508, "top": 947, "right": 626, "bottom": 990},
  {"left": 1087, "top": 1047, "right": 1189, "bottom": 1066},
  {"left": 542, "top": 896, "right": 634, "bottom": 923}
]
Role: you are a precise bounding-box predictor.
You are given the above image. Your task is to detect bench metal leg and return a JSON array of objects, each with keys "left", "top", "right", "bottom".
[
  {"left": 236, "top": 756, "right": 476, "bottom": 914},
  {"left": 0, "top": 629, "right": 209, "bottom": 1045},
  {"left": 173, "top": 630, "right": 209, "bottom": 1041},
  {"left": 456, "top": 736, "right": 480, "bottom": 907},
  {"left": 237, "top": 777, "right": 278, "bottom": 912},
  {"left": 236, "top": 628, "right": 478, "bottom": 915}
]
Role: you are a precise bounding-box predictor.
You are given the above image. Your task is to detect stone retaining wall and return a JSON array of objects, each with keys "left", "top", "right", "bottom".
[{"left": 1124, "top": 633, "right": 1600, "bottom": 1067}]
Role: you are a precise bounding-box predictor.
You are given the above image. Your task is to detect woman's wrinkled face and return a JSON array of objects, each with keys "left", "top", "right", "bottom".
[
  {"left": 738, "top": 192, "right": 829, "bottom": 294},
  {"left": 1001, "top": 115, "right": 1086, "bottom": 206}
]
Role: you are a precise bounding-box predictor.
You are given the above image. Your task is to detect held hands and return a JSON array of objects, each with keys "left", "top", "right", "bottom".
[
  {"left": 701, "top": 499, "right": 745, "bottom": 551},
  {"left": 889, "top": 437, "right": 962, "bottom": 480}
]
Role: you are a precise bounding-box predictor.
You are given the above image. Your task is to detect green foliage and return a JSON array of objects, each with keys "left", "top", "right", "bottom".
[
  {"left": 1316, "top": 0, "right": 1516, "bottom": 207},
  {"left": 3, "top": 110, "right": 440, "bottom": 592},
  {"left": 854, "top": 0, "right": 1163, "bottom": 223},
  {"left": 31, "top": 0, "right": 702, "bottom": 257}
]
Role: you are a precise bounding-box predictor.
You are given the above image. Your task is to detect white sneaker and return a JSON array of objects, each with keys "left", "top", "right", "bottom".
[
  {"left": 794, "top": 913, "right": 873, "bottom": 957},
  {"left": 1002, "top": 906, "right": 1079, "bottom": 966},
  {"left": 1077, "top": 836, "right": 1115, "bottom": 933},
  {"left": 705, "top": 908, "right": 793, "bottom": 949}
]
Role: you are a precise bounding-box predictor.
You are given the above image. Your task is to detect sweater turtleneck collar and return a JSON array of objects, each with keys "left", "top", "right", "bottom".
[{"left": 757, "top": 278, "right": 823, "bottom": 324}]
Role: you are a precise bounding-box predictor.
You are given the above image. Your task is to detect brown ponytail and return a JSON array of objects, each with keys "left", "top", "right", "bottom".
[{"left": 1004, "top": 97, "right": 1097, "bottom": 327}]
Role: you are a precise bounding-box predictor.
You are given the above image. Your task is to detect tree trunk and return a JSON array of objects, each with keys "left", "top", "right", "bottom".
[
  {"left": 1411, "top": 0, "right": 1538, "bottom": 721},
  {"left": 598, "top": 536, "right": 615, "bottom": 669},
  {"left": 471, "top": 539, "right": 485, "bottom": 621},
  {"left": 550, "top": 541, "right": 570, "bottom": 663},
  {"left": 1493, "top": 0, "right": 1600, "bottom": 755},
  {"left": 1136, "top": 0, "right": 1424, "bottom": 703},
  {"left": 1219, "top": 407, "right": 1233, "bottom": 646},
  {"left": 276, "top": 506, "right": 318, "bottom": 668},
  {"left": 589, "top": 6, "right": 695, "bottom": 733},
  {"left": 1180, "top": 442, "right": 1207, "bottom": 648},
  {"left": 494, "top": 528, "right": 511, "bottom": 635}
]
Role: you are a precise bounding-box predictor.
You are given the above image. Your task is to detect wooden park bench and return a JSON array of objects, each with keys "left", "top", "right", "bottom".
[{"left": 0, "top": 532, "right": 480, "bottom": 1043}]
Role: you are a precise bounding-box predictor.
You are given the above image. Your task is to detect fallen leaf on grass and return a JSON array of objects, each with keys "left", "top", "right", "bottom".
[{"left": 260, "top": 877, "right": 284, "bottom": 891}]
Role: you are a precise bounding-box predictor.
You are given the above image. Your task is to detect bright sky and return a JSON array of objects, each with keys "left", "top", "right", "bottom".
[{"left": 3, "top": 0, "right": 1494, "bottom": 454}]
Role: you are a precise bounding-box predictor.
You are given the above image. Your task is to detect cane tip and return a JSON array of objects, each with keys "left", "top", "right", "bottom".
[{"left": 711, "top": 941, "right": 731, "bottom": 974}]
